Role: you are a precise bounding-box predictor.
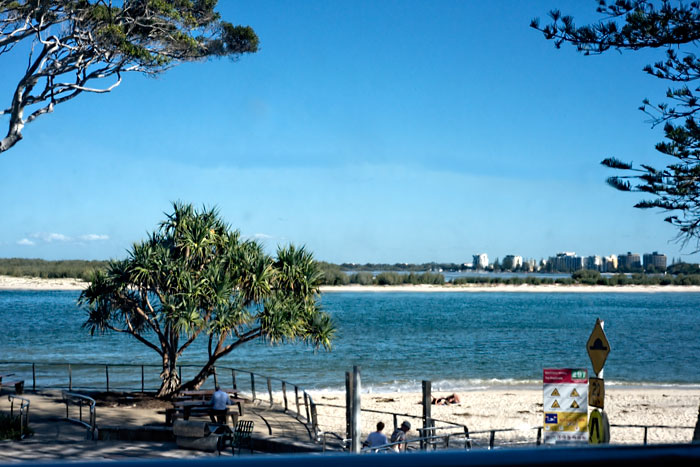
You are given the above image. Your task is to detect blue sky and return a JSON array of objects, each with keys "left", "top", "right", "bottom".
[{"left": 0, "top": 1, "right": 696, "bottom": 264}]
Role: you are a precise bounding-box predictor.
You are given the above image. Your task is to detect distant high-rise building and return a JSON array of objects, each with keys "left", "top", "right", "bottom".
[
  {"left": 643, "top": 252, "right": 667, "bottom": 271},
  {"left": 502, "top": 255, "right": 523, "bottom": 270},
  {"left": 618, "top": 252, "right": 642, "bottom": 271},
  {"left": 549, "top": 252, "right": 584, "bottom": 272},
  {"left": 584, "top": 255, "right": 603, "bottom": 271},
  {"left": 602, "top": 255, "right": 618, "bottom": 272},
  {"left": 473, "top": 253, "right": 489, "bottom": 269}
]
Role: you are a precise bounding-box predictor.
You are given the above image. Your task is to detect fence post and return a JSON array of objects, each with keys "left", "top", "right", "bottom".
[
  {"left": 489, "top": 430, "right": 496, "bottom": 449},
  {"left": 422, "top": 380, "right": 432, "bottom": 450},
  {"left": 32, "top": 363, "right": 36, "bottom": 392},
  {"left": 141, "top": 365, "right": 145, "bottom": 393},
  {"left": 282, "top": 381, "right": 288, "bottom": 412},
  {"left": 310, "top": 400, "right": 319, "bottom": 442},
  {"left": 644, "top": 426, "right": 648, "bottom": 445},
  {"left": 213, "top": 366, "right": 218, "bottom": 388},
  {"left": 178, "top": 365, "right": 182, "bottom": 383},
  {"left": 536, "top": 427, "right": 542, "bottom": 446},
  {"left": 304, "top": 392, "right": 311, "bottom": 421},
  {"left": 68, "top": 364, "right": 72, "bottom": 391},
  {"left": 345, "top": 371, "right": 353, "bottom": 442},
  {"left": 295, "top": 386, "right": 301, "bottom": 417},
  {"left": 251, "top": 373, "right": 256, "bottom": 401},
  {"left": 267, "top": 377, "right": 273, "bottom": 407},
  {"left": 105, "top": 365, "right": 109, "bottom": 392},
  {"left": 393, "top": 414, "right": 398, "bottom": 432},
  {"left": 351, "top": 365, "right": 361, "bottom": 454},
  {"left": 231, "top": 369, "right": 237, "bottom": 391}
]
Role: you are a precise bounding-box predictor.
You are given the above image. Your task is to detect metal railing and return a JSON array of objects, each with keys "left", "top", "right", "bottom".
[
  {"left": 0, "top": 361, "right": 321, "bottom": 443},
  {"left": 611, "top": 423, "right": 696, "bottom": 445},
  {"left": 361, "top": 431, "right": 473, "bottom": 454},
  {"left": 7, "top": 394, "right": 30, "bottom": 439},
  {"left": 62, "top": 391, "right": 97, "bottom": 440}
]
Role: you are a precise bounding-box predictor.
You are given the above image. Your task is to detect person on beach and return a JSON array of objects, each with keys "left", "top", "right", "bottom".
[
  {"left": 209, "top": 385, "right": 232, "bottom": 424},
  {"left": 390, "top": 421, "right": 411, "bottom": 452},
  {"left": 432, "top": 393, "right": 461, "bottom": 405},
  {"left": 364, "top": 421, "right": 388, "bottom": 450}
]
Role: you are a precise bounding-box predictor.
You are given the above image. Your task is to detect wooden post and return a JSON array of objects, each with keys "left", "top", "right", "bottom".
[
  {"left": 282, "top": 381, "right": 288, "bottom": 412},
  {"left": 422, "top": 380, "right": 432, "bottom": 450},
  {"left": 267, "top": 377, "right": 273, "bottom": 407},
  {"left": 32, "top": 363, "right": 36, "bottom": 392},
  {"left": 251, "top": 373, "right": 256, "bottom": 401},
  {"left": 68, "top": 364, "right": 72, "bottom": 391},
  {"left": 345, "top": 371, "right": 353, "bottom": 442},
  {"left": 310, "top": 400, "right": 319, "bottom": 441},
  {"left": 141, "top": 365, "right": 145, "bottom": 393},
  {"left": 213, "top": 366, "right": 218, "bottom": 387},
  {"left": 295, "top": 386, "right": 301, "bottom": 416},
  {"left": 304, "top": 391, "right": 311, "bottom": 421},
  {"left": 231, "top": 369, "right": 237, "bottom": 390},
  {"left": 351, "top": 365, "right": 361, "bottom": 453},
  {"left": 105, "top": 365, "right": 110, "bottom": 392}
]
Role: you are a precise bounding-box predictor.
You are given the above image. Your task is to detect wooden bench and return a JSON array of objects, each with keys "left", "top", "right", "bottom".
[
  {"left": 166, "top": 401, "right": 244, "bottom": 426},
  {"left": 0, "top": 374, "right": 24, "bottom": 394}
]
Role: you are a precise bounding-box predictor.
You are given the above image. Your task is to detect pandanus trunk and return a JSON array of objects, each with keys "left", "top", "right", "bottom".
[
  {"left": 156, "top": 355, "right": 181, "bottom": 399},
  {"left": 179, "top": 359, "right": 216, "bottom": 392}
]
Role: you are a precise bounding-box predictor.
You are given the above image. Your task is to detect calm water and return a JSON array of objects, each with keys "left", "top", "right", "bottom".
[{"left": 1, "top": 290, "right": 699, "bottom": 391}]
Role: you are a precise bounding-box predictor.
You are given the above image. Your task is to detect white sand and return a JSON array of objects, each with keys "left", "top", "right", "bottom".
[
  {"left": 0, "top": 275, "right": 87, "bottom": 290},
  {"left": 310, "top": 388, "right": 700, "bottom": 446}
]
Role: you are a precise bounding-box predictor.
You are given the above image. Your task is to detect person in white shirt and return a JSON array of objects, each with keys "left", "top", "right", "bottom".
[
  {"left": 365, "top": 421, "right": 388, "bottom": 450},
  {"left": 209, "top": 385, "right": 232, "bottom": 424}
]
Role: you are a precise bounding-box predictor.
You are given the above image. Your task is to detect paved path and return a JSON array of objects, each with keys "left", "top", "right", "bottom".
[{"left": 0, "top": 390, "right": 320, "bottom": 462}]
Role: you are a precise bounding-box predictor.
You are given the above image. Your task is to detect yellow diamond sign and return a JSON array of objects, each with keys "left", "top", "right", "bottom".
[{"left": 587, "top": 318, "right": 610, "bottom": 375}]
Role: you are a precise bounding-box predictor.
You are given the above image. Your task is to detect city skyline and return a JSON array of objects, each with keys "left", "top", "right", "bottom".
[{"left": 2, "top": 1, "right": 699, "bottom": 263}]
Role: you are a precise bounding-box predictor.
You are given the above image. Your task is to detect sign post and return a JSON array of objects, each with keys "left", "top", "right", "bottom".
[
  {"left": 586, "top": 318, "right": 611, "bottom": 444},
  {"left": 543, "top": 368, "right": 588, "bottom": 444}
]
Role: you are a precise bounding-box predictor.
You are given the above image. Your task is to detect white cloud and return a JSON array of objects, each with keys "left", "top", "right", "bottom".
[
  {"left": 252, "top": 233, "right": 273, "bottom": 239},
  {"left": 30, "top": 232, "right": 71, "bottom": 243},
  {"left": 17, "top": 238, "right": 35, "bottom": 246},
  {"left": 79, "top": 234, "right": 109, "bottom": 241}
]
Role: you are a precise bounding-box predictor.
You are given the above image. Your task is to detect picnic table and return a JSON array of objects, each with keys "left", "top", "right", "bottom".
[
  {"left": 166, "top": 390, "right": 246, "bottom": 425},
  {"left": 0, "top": 373, "right": 24, "bottom": 394}
]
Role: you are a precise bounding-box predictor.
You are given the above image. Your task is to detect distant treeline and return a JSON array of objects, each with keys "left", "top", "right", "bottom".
[
  {"left": 0, "top": 258, "right": 107, "bottom": 280},
  {"left": 451, "top": 271, "right": 700, "bottom": 286},
  {"left": 318, "top": 261, "right": 700, "bottom": 287},
  {"left": 4, "top": 258, "right": 700, "bottom": 288},
  {"left": 337, "top": 262, "right": 463, "bottom": 272}
]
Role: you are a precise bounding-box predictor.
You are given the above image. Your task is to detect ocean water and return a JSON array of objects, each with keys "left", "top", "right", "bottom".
[{"left": 1, "top": 290, "right": 699, "bottom": 392}]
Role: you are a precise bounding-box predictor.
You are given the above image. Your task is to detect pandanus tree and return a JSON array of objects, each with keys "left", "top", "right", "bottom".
[{"left": 79, "top": 203, "right": 335, "bottom": 399}]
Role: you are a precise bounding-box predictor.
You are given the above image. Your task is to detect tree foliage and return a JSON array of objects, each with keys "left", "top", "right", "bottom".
[
  {"left": 532, "top": 1, "right": 700, "bottom": 249},
  {"left": 0, "top": 0, "right": 258, "bottom": 154},
  {"left": 78, "top": 203, "right": 334, "bottom": 399}
]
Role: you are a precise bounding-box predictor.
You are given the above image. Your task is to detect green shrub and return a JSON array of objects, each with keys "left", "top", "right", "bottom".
[{"left": 0, "top": 413, "right": 32, "bottom": 440}]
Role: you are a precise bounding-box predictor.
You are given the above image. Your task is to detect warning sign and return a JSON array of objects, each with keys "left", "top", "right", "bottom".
[{"left": 543, "top": 368, "right": 588, "bottom": 444}]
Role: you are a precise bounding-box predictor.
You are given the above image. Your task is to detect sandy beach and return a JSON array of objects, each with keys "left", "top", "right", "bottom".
[
  {"left": 0, "top": 275, "right": 87, "bottom": 290},
  {"left": 311, "top": 388, "right": 700, "bottom": 446},
  {"left": 3, "top": 275, "right": 700, "bottom": 293}
]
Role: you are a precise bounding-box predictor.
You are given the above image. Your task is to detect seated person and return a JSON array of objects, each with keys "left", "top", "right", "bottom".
[
  {"left": 209, "top": 385, "right": 232, "bottom": 424},
  {"left": 364, "top": 421, "right": 388, "bottom": 449}
]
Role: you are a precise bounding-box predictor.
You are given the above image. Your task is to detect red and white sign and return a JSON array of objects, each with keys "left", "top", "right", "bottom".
[{"left": 543, "top": 368, "right": 588, "bottom": 444}]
